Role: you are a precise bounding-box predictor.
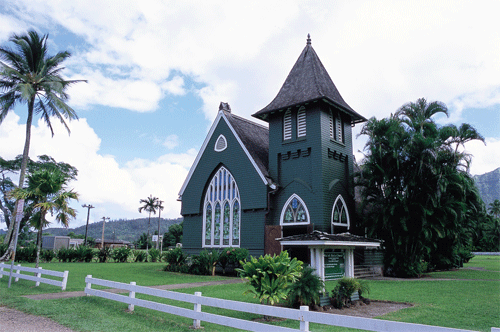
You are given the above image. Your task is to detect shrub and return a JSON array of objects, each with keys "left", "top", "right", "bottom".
[
  {"left": 236, "top": 251, "right": 303, "bottom": 305},
  {"left": 56, "top": 247, "right": 72, "bottom": 262},
  {"left": 0, "top": 243, "right": 7, "bottom": 257},
  {"left": 287, "top": 266, "right": 324, "bottom": 308},
  {"left": 188, "top": 254, "right": 209, "bottom": 275},
  {"left": 16, "top": 245, "right": 37, "bottom": 263},
  {"left": 41, "top": 249, "right": 56, "bottom": 262},
  {"left": 331, "top": 277, "right": 370, "bottom": 309},
  {"left": 112, "top": 246, "right": 131, "bottom": 262},
  {"left": 149, "top": 248, "right": 160, "bottom": 262},
  {"left": 199, "top": 249, "right": 220, "bottom": 276},
  {"left": 74, "top": 246, "right": 94, "bottom": 262},
  {"left": 163, "top": 247, "right": 187, "bottom": 271},
  {"left": 218, "top": 248, "right": 249, "bottom": 274},
  {"left": 133, "top": 250, "right": 148, "bottom": 262},
  {"left": 97, "top": 247, "right": 111, "bottom": 263}
]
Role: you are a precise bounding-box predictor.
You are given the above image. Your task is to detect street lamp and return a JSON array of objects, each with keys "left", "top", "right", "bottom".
[
  {"left": 100, "top": 216, "right": 110, "bottom": 249},
  {"left": 82, "top": 204, "right": 95, "bottom": 246}
]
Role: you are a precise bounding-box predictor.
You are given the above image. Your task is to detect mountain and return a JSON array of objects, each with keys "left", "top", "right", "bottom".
[
  {"left": 473, "top": 167, "right": 500, "bottom": 207},
  {"left": 44, "top": 217, "right": 182, "bottom": 243}
]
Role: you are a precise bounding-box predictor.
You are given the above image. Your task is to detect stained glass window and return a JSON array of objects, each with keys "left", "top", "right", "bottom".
[
  {"left": 332, "top": 195, "right": 349, "bottom": 229},
  {"left": 281, "top": 194, "right": 309, "bottom": 225},
  {"left": 203, "top": 166, "right": 241, "bottom": 247}
]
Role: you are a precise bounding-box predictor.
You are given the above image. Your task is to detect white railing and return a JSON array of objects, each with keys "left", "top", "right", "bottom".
[
  {"left": 0, "top": 262, "right": 69, "bottom": 290},
  {"left": 84, "top": 275, "right": 480, "bottom": 332}
]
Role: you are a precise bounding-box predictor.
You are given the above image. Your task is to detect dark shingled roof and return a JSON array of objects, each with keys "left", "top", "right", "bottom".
[
  {"left": 223, "top": 110, "right": 270, "bottom": 180},
  {"left": 253, "top": 36, "right": 366, "bottom": 124},
  {"left": 277, "top": 230, "right": 381, "bottom": 243}
]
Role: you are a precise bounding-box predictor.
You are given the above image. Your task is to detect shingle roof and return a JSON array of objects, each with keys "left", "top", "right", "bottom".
[
  {"left": 223, "top": 110, "right": 270, "bottom": 180},
  {"left": 277, "top": 230, "right": 381, "bottom": 244},
  {"left": 252, "top": 35, "right": 366, "bottom": 124}
]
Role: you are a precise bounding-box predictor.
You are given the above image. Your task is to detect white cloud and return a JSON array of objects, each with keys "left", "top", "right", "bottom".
[
  {"left": 0, "top": 112, "right": 194, "bottom": 227},
  {"left": 465, "top": 138, "right": 500, "bottom": 176},
  {"left": 163, "top": 134, "right": 179, "bottom": 149}
]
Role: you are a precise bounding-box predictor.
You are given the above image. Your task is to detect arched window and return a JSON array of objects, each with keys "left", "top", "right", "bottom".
[
  {"left": 297, "top": 108, "right": 306, "bottom": 137},
  {"left": 331, "top": 195, "right": 349, "bottom": 230},
  {"left": 203, "top": 167, "right": 240, "bottom": 247},
  {"left": 283, "top": 110, "right": 292, "bottom": 140},
  {"left": 280, "top": 194, "right": 310, "bottom": 225}
]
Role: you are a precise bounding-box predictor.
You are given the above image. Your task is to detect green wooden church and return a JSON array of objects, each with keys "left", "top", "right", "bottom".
[{"left": 179, "top": 35, "right": 377, "bottom": 268}]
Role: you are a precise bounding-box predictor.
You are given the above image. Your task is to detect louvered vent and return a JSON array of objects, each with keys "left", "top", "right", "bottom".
[
  {"left": 297, "top": 109, "right": 306, "bottom": 137},
  {"left": 215, "top": 135, "right": 227, "bottom": 152},
  {"left": 336, "top": 114, "right": 343, "bottom": 143},
  {"left": 329, "top": 110, "right": 334, "bottom": 139},
  {"left": 283, "top": 111, "right": 292, "bottom": 140}
]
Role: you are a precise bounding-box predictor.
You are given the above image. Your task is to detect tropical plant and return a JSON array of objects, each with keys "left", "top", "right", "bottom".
[
  {"left": 8, "top": 169, "right": 78, "bottom": 267},
  {"left": 148, "top": 248, "right": 160, "bottom": 262},
  {"left": 97, "top": 247, "right": 111, "bottom": 263},
  {"left": 356, "top": 98, "right": 485, "bottom": 277},
  {"left": 163, "top": 222, "right": 183, "bottom": 248},
  {"left": 111, "top": 246, "right": 131, "bottom": 263},
  {"left": 489, "top": 200, "right": 500, "bottom": 219},
  {"left": 133, "top": 250, "right": 148, "bottom": 262},
  {"left": 134, "top": 232, "right": 153, "bottom": 250},
  {"left": 287, "top": 266, "right": 324, "bottom": 308},
  {"left": 138, "top": 195, "right": 159, "bottom": 251},
  {"left": 236, "top": 251, "right": 303, "bottom": 305},
  {"left": 163, "top": 247, "right": 187, "bottom": 271},
  {"left": 0, "top": 31, "right": 84, "bottom": 261},
  {"left": 40, "top": 248, "right": 56, "bottom": 262},
  {"left": 331, "top": 277, "right": 370, "bottom": 309}
]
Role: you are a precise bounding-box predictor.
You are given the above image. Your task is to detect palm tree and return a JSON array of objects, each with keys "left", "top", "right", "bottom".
[
  {"left": 9, "top": 169, "right": 78, "bottom": 267},
  {"left": 138, "top": 195, "right": 159, "bottom": 251},
  {"left": 489, "top": 200, "right": 500, "bottom": 219},
  {"left": 156, "top": 200, "right": 164, "bottom": 250},
  {"left": 0, "top": 30, "right": 85, "bottom": 260}
]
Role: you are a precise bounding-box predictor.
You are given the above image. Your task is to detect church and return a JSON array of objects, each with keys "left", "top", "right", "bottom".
[{"left": 178, "top": 36, "right": 380, "bottom": 276}]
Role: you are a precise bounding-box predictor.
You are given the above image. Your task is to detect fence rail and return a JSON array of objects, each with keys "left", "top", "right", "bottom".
[
  {"left": 84, "top": 276, "right": 480, "bottom": 332},
  {"left": 0, "top": 262, "right": 68, "bottom": 290}
]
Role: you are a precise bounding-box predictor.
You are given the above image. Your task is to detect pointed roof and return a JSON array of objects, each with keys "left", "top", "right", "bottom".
[{"left": 252, "top": 35, "right": 366, "bottom": 124}]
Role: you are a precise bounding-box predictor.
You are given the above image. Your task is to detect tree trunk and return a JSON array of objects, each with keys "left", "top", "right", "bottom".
[
  {"left": 36, "top": 225, "right": 42, "bottom": 268},
  {"left": 0, "top": 99, "right": 34, "bottom": 262}
]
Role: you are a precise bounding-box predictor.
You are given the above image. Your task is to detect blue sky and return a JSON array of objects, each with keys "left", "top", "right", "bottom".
[{"left": 0, "top": 0, "right": 499, "bottom": 228}]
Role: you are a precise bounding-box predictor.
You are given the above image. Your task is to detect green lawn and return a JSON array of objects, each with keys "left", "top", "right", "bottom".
[{"left": 1, "top": 257, "right": 499, "bottom": 331}]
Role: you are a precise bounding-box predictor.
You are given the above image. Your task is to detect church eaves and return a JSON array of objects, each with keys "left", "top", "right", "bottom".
[{"left": 252, "top": 35, "right": 366, "bottom": 124}]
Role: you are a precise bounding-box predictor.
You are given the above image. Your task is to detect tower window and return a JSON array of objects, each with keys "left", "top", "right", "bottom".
[
  {"left": 331, "top": 194, "right": 349, "bottom": 231},
  {"left": 297, "top": 108, "right": 306, "bottom": 137},
  {"left": 283, "top": 110, "right": 292, "bottom": 140},
  {"left": 280, "top": 194, "right": 310, "bottom": 225}
]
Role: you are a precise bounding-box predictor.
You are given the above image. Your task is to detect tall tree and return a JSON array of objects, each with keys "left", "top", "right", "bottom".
[
  {"left": 489, "top": 199, "right": 500, "bottom": 219},
  {"left": 9, "top": 169, "right": 78, "bottom": 267},
  {"left": 138, "top": 195, "right": 159, "bottom": 251},
  {"left": 0, "top": 30, "right": 85, "bottom": 261},
  {"left": 356, "top": 98, "right": 485, "bottom": 277}
]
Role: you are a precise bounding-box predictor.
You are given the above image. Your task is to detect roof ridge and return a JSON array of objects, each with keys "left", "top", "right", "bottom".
[{"left": 225, "top": 111, "right": 269, "bottom": 130}]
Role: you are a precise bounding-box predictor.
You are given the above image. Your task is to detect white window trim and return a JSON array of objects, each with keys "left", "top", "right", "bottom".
[
  {"left": 214, "top": 134, "right": 227, "bottom": 152},
  {"left": 283, "top": 110, "right": 292, "bottom": 140},
  {"left": 202, "top": 166, "right": 241, "bottom": 248},
  {"left": 297, "top": 108, "right": 306, "bottom": 137},
  {"left": 280, "top": 193, "right": 310, "bottom": 226},
  {"left": 331, "top": 194, "right": 350, "bottom": 230}
]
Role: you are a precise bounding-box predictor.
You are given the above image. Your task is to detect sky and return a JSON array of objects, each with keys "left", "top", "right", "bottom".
[{"left": 0, "top": 0, "right": 499, "bottom": 229}]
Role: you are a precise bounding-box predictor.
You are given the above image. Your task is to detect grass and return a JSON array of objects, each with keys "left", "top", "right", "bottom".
[{"left": 1, "top": 256, "right": 499, "bottom": 331}]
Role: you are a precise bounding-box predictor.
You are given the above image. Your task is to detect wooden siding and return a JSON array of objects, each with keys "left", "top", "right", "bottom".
[{"left": 181, "top": 117, "right": 267, "bottom": 256}]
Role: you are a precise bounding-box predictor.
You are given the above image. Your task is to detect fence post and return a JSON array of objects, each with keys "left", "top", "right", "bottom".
[
  {"left": 0, "top": 264, "right": 4, "bottom": 278},
  {"left": 15, "top": 264, "right": 21, "bottom": 282},
  {"left": 128, "top": 282, "right": 136, "bottom": 311},
  {"left": 35, "top": 267, "right": 42, "bottom": 287},
  {"left": 193, "top": 291, "right": 202, "bottom": 329},
  {"left": 61, "top": 270, "right": 69, "bottom": 290},
  {"left": 300, "top": 306, "right": 309, "bottom": 332},
  {"left": 85, "top": 275, "right": 92, "bottom": 296}
]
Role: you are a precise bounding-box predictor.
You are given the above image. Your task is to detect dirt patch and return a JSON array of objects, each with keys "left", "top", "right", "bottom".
[
  {"left": 318, "top": 299, "right": 413, "bottom": 318},
  {"left": 0, "top": 306, "right": 76, "bottom": 332}
]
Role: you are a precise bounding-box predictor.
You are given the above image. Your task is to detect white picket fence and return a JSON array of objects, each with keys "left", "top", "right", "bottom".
[
  {"left": 84, "top": 275, "right": 480, "bottom": 332},
  {"left": 0, "top": 262, "right": 69, "bottom": 290}
]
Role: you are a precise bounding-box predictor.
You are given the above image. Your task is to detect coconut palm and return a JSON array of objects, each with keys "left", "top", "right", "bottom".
[
  {"left": 489, "top": 200, "right": 500, "bottom": 219},
  {"left": 138, "top": 195, "right": 159, "bottom": 251},
  {"left": 9, "top": 169, "right": 78, "bottom": 267},
  {"left": 0, "top": 30, "right": 85, "bottom": 260}
]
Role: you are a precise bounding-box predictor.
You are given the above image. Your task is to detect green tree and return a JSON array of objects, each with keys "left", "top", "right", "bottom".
[
  {"left": 489, "top": 200, "right": 500, "bottom": 219},
  {"left": 138, "top": 194, "right": 159, "bottom": 251},
  {"left": 0, "top": 30, "right": 84, "bottom": 261},
  {"left": 9, "top": 169, "right": 78, "bottom": 267},
  {"left": 356, "top": 98, "right": 485, "bottom": 277},
  {"left": 163, "top": 222, "right": 183, "bottom": 248}
]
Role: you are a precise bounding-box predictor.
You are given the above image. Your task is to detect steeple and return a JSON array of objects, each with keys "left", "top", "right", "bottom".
[{"left": 252, "top": 35, "right": 366, "bottom": 124}]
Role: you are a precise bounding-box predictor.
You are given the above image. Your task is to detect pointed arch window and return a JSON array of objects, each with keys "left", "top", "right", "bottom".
[
  {"left": 297, "top": 108, "right": 306, "bottom": 137},
  {"left": 280, "top": 194, "right": 310, "bottom": 225},
  {"left": 331, "top": 195, "right": 349, "bottom": 230},
  {"left": 203, "top": 166, "right": 241, "bottom": 247},
  {"left": 283, "top": 110, "right": 292, "bottom": 140}
]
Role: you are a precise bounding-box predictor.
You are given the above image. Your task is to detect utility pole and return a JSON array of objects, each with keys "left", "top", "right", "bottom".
[
  {"left": 82, "top": 204, "right": 95, "bottom": 246},
  {"left": 157, "top": 200, "right": 164, "bottom": 250},
  {"left": 101, "top": 216, "right": 110, "bottom": 249}
]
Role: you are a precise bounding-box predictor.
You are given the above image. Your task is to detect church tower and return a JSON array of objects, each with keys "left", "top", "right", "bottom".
[{"left": 253, "top": 35, "right": 366, "bottom": 243}]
